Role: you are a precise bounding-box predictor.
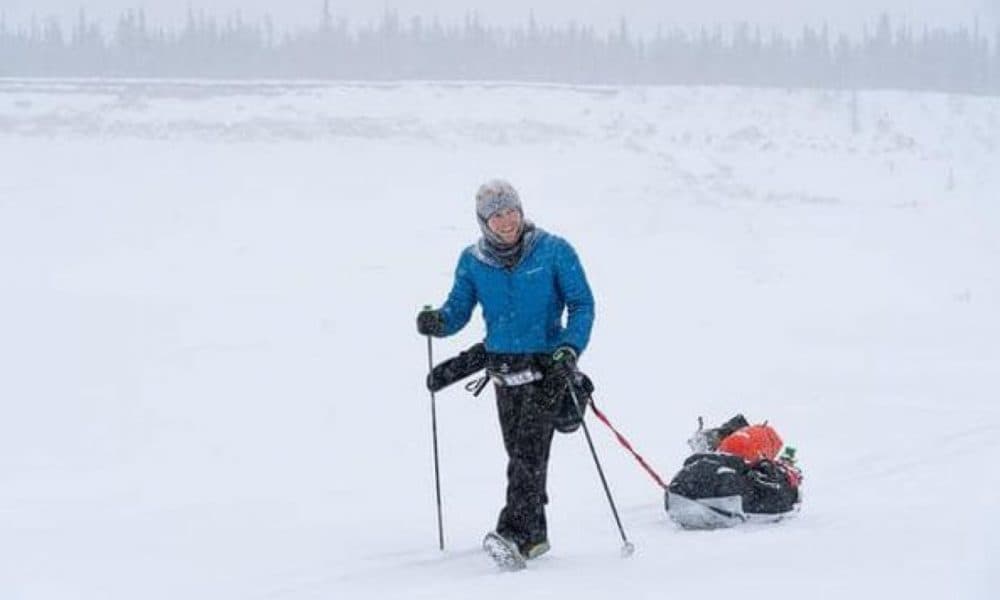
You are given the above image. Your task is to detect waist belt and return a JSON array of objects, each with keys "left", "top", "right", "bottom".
[
  {"left": 490, "top": 368, "right": 544, "bottom": 387},
  {"left": 462, "top": 354, "right": 547, "bottom": 397}
]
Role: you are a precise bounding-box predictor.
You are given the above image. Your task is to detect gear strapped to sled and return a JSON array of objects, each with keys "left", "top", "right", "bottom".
[
  {"left": 667, "top": 417, "right": 802, "bottom": 529},
  {"left": 556, "top": 407, "right": 803, "bottom": 530}
]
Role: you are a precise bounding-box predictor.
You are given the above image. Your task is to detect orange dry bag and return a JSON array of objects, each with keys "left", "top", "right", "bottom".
[{"left": 717, "top": 424, "right": 783, "bottom": 462}]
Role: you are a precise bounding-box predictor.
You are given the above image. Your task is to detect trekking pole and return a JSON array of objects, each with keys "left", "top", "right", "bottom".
[
  {"left": 567, "top": 380, "right": 635, "bottom": 557},
  {"left": 425, "top": 332, "right": 445, "bottom": 551}
]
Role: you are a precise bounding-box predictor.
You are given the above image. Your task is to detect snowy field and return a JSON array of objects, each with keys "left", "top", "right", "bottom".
[{"left": 1, "top": 79, "right": 998, "bottom": 599}]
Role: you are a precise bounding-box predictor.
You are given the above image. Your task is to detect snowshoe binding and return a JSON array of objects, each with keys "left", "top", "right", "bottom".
[{"left": 521, "top": 539, "right": 550, "bottom": 560}]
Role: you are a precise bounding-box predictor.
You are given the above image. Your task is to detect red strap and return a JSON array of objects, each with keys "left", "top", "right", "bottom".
[{"left": 589, "top": 401, "right": 668, "bottom": 490}]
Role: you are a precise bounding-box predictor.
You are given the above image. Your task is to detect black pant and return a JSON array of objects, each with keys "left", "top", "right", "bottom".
[{"left": 494, "top": 381, "right": 557, "bottom": 550}]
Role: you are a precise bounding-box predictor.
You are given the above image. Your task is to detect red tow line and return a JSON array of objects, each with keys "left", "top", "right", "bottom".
[{"left": 589, "top": 400, "right": 668, "bottom": 490}]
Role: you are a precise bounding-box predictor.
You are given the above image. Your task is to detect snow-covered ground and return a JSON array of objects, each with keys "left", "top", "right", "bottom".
[{"left": 1, "top": 80, "right": 998, "bottom": 599}]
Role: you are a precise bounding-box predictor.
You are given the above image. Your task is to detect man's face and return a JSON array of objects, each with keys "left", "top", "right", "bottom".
[{"left": 487, "top": 207, "right": 523, "bottom": 245}]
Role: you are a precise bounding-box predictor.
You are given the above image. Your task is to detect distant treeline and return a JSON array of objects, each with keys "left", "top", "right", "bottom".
[{"left": 1, "top": 4, "right": 998, "bottom": 95}]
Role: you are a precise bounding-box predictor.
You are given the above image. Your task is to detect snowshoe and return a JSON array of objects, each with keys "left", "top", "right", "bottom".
[{"left": 483, "top": 531, "right": 526, "bottom": 571}]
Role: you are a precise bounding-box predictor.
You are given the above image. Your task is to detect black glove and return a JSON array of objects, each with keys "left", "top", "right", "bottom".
[
  {"left": 542, "top": 346, "right": 577, "bottom": 398},
  {"left": 551, "top": 346, "right": 578, "bottom": 377},
  {"left": 417, "top": 308, "right": 445, "bottom": 336},
  {"left": 542, "top": 346, "right": 594, "bottom": 412}
]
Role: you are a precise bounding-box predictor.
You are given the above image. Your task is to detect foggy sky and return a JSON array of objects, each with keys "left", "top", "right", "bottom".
[{"left": 2, "top": 0, "right": 997, "bottom": 36}]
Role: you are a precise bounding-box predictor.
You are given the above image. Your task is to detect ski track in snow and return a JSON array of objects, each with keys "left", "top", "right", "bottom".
[{"left": 0, "top": 79, "right": 998, "bottom": 599}]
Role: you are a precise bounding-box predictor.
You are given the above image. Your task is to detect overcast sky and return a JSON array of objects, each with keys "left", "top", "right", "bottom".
[{"left": 2, "top": 0, "right": 998, "bottom": 36}]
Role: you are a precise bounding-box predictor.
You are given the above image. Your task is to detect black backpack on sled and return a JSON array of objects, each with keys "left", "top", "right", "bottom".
[{"left": 665, "top": 452, "right": 800, "bottom": 529}]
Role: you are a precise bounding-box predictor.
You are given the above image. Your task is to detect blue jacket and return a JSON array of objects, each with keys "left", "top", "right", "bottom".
[{"left": 439, "top": 230, "right": 595, "bottom": 355}]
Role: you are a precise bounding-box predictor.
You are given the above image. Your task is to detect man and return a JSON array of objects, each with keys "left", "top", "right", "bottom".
[{"left": 417, "top": 179, "right": 595, "bottom": 566}]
